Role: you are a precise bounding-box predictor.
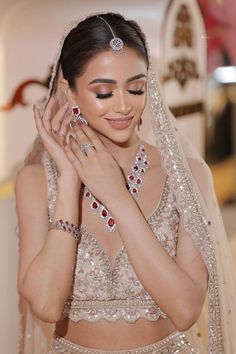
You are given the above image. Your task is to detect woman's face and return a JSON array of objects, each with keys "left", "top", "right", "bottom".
[{"left": 69, "top": 47, "right": 147, "bottom": 145}]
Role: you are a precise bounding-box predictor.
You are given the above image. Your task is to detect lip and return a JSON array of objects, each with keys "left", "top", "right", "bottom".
[{"left": 105, "top": 116, "right": 133, "bottom": 130}]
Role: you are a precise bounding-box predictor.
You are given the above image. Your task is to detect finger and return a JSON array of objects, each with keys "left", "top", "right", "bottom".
[
  {"left": 51, "top": 101, "right": 70, "bottom": 134},
  {"left": 72, "top": 126, "right": 96, "bottom": 157},
  {"left": 80, "top": 125, "right": 104, "bottom": 152},
  {"left": 68, "top": 135, "right": 87, "bottom": 163},
  {"left": 58, "top": 110, "right": 73, "bottom": 141},
  {"left": 34, "top": 106, "right": 54, "bottom": 145},
  {"left": 64, "top": 136, "right": 84, "bottom": 170},
  {"left": 34, "top": 106, "right": 60, "bottom": 151},
  {"left": 52, "top": 109, "right": 72, "bottom": 148},
  {"left": 43, "top": 96, "right": 58, "bottom": 132}
]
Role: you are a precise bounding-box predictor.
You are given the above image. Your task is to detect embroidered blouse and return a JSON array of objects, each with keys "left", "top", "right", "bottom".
[{"left": 43, "top": 154, "right": 180, "bottom": 323}]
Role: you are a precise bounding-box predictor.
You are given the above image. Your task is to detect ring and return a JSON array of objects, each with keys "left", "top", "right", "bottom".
[
  {"left": 51, "top": 128, "right": 60, "bottom": 135},
  {"left": 79, "top": 142, "right": 95, "bottom": 155}
]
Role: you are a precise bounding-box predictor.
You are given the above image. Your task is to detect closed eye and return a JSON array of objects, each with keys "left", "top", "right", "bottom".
[
  {"left": 96, "top": 92, "right": 113, "bottom": 99},
  {"left": 127, "top": 89, "right": 145, "bottom": 95},
  {"left": 96, "top": 89, "right": 145, "bottom": 99}
]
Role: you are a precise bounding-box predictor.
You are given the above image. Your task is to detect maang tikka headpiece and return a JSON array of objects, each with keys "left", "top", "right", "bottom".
[{"left": 97, "top": 16, "right": 124, "bottom": 53}]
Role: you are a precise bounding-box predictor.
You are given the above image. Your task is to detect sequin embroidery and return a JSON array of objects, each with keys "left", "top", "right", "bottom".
[{"left": 42, "top": 154, "right": 179, "bottom": 323}]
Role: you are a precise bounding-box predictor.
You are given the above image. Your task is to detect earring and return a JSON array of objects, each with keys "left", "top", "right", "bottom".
[
  {"left": 137, "top": 117, "right": 143, "bottom": 131},
  {"left": 71, "top": 105, "right": 88, "bottom": 126}
]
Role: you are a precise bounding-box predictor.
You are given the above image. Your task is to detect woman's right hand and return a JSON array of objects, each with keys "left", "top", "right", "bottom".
[{"left": 34, "top": 96, "right": 80, "bottom": 183}]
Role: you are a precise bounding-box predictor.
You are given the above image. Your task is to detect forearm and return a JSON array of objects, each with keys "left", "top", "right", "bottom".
[
  {"left": 107, "top": 190, "right": 203, "bottom": 329},
  {"left": 21, "top": 177, "right": 80, "bottom": 321}
]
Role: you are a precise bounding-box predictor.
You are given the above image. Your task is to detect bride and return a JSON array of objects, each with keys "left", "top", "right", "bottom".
[{"left": 15, "top": 13, "right": 236, "bottom": 354}]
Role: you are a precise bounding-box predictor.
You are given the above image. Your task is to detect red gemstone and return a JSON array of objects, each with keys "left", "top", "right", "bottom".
[
  {"left": 129, "top": 175, "right": 134, "bottom": 181},
  {"left": 138, "top": 157, "right": 141, "bottom": 161},
  {"left": 137, "top": 178, "right": 141, "bottom": 184},
  {"left": 133, "top": 188, "right": 137, "bottom": 193},
  {"left": 72, "top": 106, "right": 80, "bottom": 115},
  {"left": 108, "top": 218, "right": 115, "bottom": 227},
  {"left": 102, "top": 209, "right": 108, "bottom": 217},
  {"left": 133, "top": 166, "right": 138, "bottom": 171},
  {"left": 92, "top": 201, "right": 98, "bottom": 209},
  {"left": 85, "top": 191, "right": 90, "bottom": 197}
]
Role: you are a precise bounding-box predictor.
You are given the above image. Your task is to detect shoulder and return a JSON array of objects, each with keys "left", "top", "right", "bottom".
[
  {"left": 15, "top": 163, "right": 46, "bottom": 187},
  {"left": 15, "top": 163, "right": 48, "bottom": 203}
]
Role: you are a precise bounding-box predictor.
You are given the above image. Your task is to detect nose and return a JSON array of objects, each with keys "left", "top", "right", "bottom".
[{"left": 113, "top": 90, "right": 132, "bottom": 115}]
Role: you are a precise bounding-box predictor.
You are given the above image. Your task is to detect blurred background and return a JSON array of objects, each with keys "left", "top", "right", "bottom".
[{"left": 0, "top": 0, "right": 235, "bottom": 352}]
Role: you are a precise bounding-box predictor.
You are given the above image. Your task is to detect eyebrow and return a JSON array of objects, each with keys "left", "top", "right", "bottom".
[{"left": 89, "top": 74, "right": 147, "bottom": 85}]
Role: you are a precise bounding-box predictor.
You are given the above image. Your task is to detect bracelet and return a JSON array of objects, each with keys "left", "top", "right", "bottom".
[{"left": 49, "top": 219, "right": 81, "bottom": 242}]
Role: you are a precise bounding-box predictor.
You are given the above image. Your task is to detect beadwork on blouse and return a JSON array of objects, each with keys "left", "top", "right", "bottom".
[{"left": 43, "top": 153, "right": 180, "bottom": 323}]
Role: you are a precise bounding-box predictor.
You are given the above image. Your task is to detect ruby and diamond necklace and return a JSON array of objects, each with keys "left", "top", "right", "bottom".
[{"left": 82, "top": 144, "right": 149, "bottom": 232}]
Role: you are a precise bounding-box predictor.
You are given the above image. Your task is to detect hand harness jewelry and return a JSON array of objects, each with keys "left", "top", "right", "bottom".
[{"left": 83, "top": 144, "right": 149, "bottom": 232}]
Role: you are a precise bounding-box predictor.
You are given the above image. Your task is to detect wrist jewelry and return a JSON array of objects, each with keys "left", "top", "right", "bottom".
[{"left": 49, "top": 219, "right": 81, "bottom": 242}]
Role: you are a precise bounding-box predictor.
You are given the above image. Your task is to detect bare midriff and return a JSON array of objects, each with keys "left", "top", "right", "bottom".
[{"left": 55, "top": 317, "right": 176, "bottom": 349}]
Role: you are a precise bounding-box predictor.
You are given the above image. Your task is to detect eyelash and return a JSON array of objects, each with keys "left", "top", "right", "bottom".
[{"left": 96, "top": 89, "right": 145, "bottom": 99}]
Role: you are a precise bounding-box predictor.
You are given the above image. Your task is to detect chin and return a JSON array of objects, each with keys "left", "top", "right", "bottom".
[
  {"left": 92, "top": 125, "right": 137, "bottom": 145},
  {"left": 103, "top": 130, "right": 136, "bottom": 146}
]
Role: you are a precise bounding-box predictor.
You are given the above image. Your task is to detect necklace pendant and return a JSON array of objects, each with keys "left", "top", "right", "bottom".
[
  {"left": 91, "top": 199, "right": 99, "bottom": 214},
  {"left": 100, "top": 207, "right": 116, "bottom": 232},
  {"left": 100, "top": 206, "right": 108, "bottom": 219},
  {"left": 106, "top": 217, "right": 116, "bottom": 232}
]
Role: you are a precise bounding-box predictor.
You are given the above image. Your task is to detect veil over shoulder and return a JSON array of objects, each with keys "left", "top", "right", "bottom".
[{"left": 18, "top": 13, "right": 236, "bottom": 354}]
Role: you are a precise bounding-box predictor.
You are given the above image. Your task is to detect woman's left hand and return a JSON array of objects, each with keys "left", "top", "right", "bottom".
[{"left": 63, "top": 124, "right": 127, "bottom": 205}]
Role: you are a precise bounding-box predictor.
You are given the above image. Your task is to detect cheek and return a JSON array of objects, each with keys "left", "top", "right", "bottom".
[
  {"left": 79, "top": 93, "right": 110, "bottom": 118},
  {"left": 133, "top": 95, "right": 146, "bottom": 113}
]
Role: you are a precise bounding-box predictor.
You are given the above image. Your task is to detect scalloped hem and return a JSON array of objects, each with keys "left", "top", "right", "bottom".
[{"left": 50, "top": 331, "right": 199, "bottom": 353}]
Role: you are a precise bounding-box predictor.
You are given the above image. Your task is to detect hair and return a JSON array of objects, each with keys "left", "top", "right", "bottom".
[{"left": 60, "top": 13, "right": 149, "bottom": 90}]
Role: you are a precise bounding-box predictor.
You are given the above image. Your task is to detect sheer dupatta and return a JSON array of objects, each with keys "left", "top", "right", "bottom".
[{"left": 18, "top": 13, "right": 236, "bottom": 354}]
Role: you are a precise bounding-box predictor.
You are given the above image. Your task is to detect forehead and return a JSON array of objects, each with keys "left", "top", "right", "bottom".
[{"left": 78, "top": 47, "right": 147, "bottom": 82}]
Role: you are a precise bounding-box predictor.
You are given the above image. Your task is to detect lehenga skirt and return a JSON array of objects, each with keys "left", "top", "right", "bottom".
[{"left": 50, "top": 331, "right": 199, "bottom": 354}]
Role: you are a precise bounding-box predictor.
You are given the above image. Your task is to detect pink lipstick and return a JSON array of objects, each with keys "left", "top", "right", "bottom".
[{"left": 105, "top": 117, "right": 133, "bottom": 130}]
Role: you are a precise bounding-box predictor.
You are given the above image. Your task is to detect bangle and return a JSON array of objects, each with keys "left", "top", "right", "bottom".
[{"left": 49, "top": 219, "right": 81, "bottom": 242}]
